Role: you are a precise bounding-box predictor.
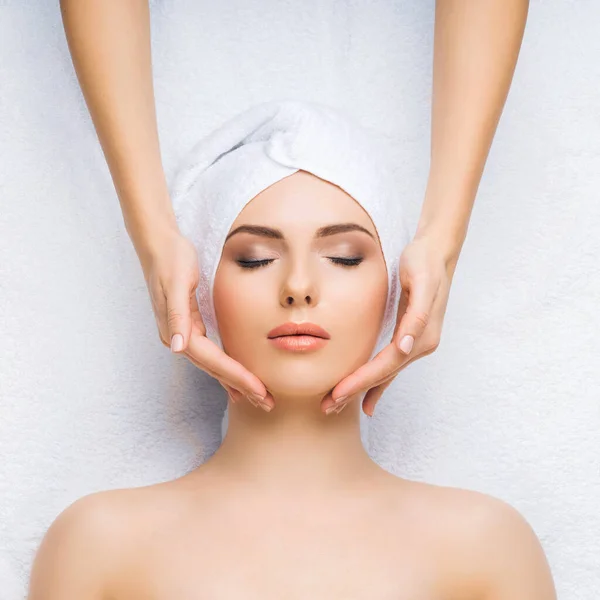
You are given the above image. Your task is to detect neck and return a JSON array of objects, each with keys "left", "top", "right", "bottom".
[{"left": 200, "top": 392, "right": 383, "bottom": 495}]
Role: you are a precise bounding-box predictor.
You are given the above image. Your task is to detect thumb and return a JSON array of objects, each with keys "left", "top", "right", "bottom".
[
  {"left": 166, "top": 282, "right": 194, "bottom": 353},
  {"left": 395, "top": 275, "right": 437, "bottom": 354}
]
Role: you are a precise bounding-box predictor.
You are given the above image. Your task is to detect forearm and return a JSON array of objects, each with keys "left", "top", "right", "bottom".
[
  {"left": 417, "top": 0, "right": 529, "bottom": 270},
  {"left": 60, "top": 0, "right": 176, "bottom": 264}
]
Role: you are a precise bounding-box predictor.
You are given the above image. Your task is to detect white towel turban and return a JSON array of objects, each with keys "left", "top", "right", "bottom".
[{"left": 170, "top": 99, "right": 410, "bottom": 367}]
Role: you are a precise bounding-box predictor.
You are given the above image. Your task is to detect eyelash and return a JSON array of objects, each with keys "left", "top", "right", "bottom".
[{"left": 236, "top": 257, "right": 364, "bottom": 270}]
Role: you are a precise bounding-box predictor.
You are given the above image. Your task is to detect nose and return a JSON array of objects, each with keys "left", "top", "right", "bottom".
[{"left": 279, "top": 257, "right": 320, "bottom": 308}]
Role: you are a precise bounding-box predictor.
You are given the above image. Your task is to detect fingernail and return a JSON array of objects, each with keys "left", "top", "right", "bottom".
[
  {"left": 399, "top": 335, "right": 414, "bottom": 354},
  {"left": 334, "top": 403, "right": 348, "bottom": 414},
  {"left": 170, "top": 334, "right": 184, "bottom": 353},
  {"left": 245, "top": 395, "right": 259, "bottom": 407},
  {"left": 325, "top": 405, "right": 337, "bottom": 415},
  {"left": 250, "top": 392, "right": 266, "bottom": 404},
  {"left": 258, "top": 401, "right": 272, "bottom": 413},
  {"left": 334, "top": 395, "right": 347, "bottom": 405}
]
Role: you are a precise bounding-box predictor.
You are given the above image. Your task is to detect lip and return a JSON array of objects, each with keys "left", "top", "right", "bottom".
[
  {"left": 267, "top": 322, "right": 331, "bottom": 339},
  {"left": 268, "top": 335, "right": 329, "bottom": 352}
]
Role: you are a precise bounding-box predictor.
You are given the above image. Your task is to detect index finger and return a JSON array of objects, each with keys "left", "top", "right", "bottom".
[
  {"left": 184, "top": 330, "right": 268, "bottom": 402},
  {"left": 330, "top": 342, "right": 406, "bottom": 402}
]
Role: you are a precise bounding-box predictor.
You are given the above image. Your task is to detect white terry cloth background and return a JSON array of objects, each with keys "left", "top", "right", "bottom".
[{"left": 0, "top": 1, "right": 598, "bottom": 598}]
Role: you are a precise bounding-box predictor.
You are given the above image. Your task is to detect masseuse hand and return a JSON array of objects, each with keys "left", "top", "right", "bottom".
[
  {"left": 142, "top": 226, "right": 273, "bottom": 411},
  {"left": 323, "top": 233, "right": 455, "bottom": 417}
]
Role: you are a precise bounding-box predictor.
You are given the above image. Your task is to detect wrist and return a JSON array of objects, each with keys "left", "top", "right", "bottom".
[
  {"left": 123, "top": 196, "right": 180, "bottom": 269},
  {"left": 413, "top": 219, "right": 464, "bottom": 275},
  {"left": 414, "top": 180, "right": 474, "bottom": 273},
  {"left": 134, "top": 223, "right": 182, "bottom": 278}
]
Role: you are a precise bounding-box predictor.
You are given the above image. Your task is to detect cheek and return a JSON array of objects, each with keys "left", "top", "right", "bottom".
[
  {"left": 213, "top": 266, "right": 268, "bottom": 355},
  {"left": 213, "top": 267, "right": 239, "bottom": 343},
  {"left": 328, "top": 269, "right": 388, "bottom": 351}
]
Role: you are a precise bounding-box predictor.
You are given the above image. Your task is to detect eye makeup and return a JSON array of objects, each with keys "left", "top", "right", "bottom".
[{"left": 235, "top": 256, "right": 364, "bottom": 270}]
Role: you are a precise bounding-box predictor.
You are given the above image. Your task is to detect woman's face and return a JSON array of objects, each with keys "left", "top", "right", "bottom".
[{"left": 213, "top": 170, "right": 388, "bottom": 400}]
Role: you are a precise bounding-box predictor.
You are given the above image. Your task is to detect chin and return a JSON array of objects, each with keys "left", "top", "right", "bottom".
[
  {"left": 225, "top": 342, "right": 373, "bottom": 397},
  {"left": 253, "top": 363, "right": 347, "bottom": 400},
  {"left": 264, "top": 381, "right": 334, "bottom": 400}
]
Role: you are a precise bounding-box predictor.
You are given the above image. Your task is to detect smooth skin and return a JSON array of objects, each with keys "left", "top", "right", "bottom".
[
  {"left": 28, "top": 171, "right": 556, "bottom": 599},
  {"left": 58, "top": 0, "right": 530, "bottom": 415},
  {"left": 26, "top": 480, "right": 557, "bottom": 600}
]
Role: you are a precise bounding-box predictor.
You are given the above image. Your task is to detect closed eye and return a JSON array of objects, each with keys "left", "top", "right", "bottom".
[
  {"left": 236, "top": 257, "right": 364, "bottom": 270},
  {"left": 236, "top": 259, "right": 274, "bottom": 270},
  {"left": 327, "top": 257, "right": 363, "bottom": 267}
]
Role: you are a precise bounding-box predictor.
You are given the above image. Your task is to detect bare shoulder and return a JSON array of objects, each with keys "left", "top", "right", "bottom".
[
  {"left": 462, "top": 489, "right": 557, "bottom": 599},
  {"left": 408, "top": 481, "right": 557, "bottom": 600},
  {"left": 28, "top": 486, "right": 157, "bottom": 600}
]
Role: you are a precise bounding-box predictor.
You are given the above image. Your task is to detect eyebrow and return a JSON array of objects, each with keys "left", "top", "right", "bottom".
[{"left": 224, "top": 222, "right": 376, "bottom": 242}]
